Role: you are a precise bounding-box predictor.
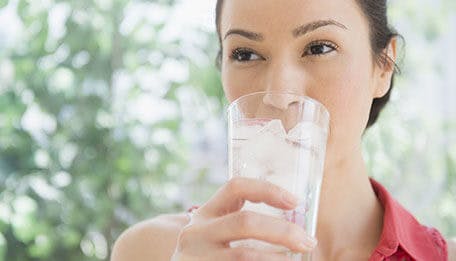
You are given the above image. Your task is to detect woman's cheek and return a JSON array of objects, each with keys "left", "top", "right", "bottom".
[
  {"left": 223, "top": 67, "right": 262, "bottom": 103},
  {"left": 310, "top": 59, "right": 373, "bottom": 143}
]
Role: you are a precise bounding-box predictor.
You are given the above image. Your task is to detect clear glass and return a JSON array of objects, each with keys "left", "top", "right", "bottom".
[{"left": 227, "top": 92, "right": 330, "bottom": 261}]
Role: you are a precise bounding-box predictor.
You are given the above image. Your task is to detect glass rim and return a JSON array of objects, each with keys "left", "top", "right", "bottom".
[{"left": 226, "top": 91, "right": 330, "bottom": 120}]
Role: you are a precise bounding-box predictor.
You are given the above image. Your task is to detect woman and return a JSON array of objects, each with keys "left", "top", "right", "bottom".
[{"left": 111, "top": 0, "right": 455, "bottom": 260}]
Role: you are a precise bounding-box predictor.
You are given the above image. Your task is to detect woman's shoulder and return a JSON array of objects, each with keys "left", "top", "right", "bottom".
[{"left": 111, "top": 213, "right": 190, "bottom": 261}]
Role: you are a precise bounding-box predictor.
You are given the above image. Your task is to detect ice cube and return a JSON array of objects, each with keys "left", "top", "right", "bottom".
[
  {"left": 287, "top": 122, "right": 317, "bottom": 143},
  {"left": 271, "top": 141, "right": 301, "bottom": 175},
  {"left": 237, "top": 119, "right": 302, "bottom": 180},
  {"left": 239, "top": 160, "right": 266, "bottom": 179},
  {"left": 238, "top": 137, "right": 267, "bottom": 166},
  {"left": 259, "top": 119, "right": 286, "bottom": 138},
  {"left": 238, "top": 122, "right": 288, "bottom": 173},
  {"left": 232, "top": 123, "right": 264, "bottom": 140}
]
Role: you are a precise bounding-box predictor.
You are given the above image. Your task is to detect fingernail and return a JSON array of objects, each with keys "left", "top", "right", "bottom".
[
  {"left": 307, "top": 237, "right": 318, "bottom": 248},
  {"left": 297, "top": 242, "right": 312, "bottom": 252},
  {"left": 281, "top": 192, "right": 297, "bottom": 207},
  {"left": 297, "top": 235, "right": 317, "bottom": 252}
]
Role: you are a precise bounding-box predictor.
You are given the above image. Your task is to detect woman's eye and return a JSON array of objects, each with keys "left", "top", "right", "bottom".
[
  {"left": 230, "top": 48, "right": 262, "bottom": 62},
  {"left": 304, "top": 42, "right": 337, "bottom": 56}
]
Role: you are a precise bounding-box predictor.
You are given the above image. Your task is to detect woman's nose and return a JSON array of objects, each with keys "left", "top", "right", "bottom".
[
  {"left": 263, "top": 61, "right": 306, "bottom": 110},
  {"left": 262, "top": 93, "right": 301, "bottom": 110},
  {"left": 254, "top": 92, "right": 305, "bottom": 132}
]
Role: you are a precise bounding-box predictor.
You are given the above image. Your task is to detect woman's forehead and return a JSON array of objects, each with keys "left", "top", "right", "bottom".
[{"left": 219, "top": 0, "right": 364, "bottom": 36}]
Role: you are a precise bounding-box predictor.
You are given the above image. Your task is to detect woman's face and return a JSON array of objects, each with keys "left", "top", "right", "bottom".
[{"left": 219, "top": 0, "right": 395, "bottom": 164}]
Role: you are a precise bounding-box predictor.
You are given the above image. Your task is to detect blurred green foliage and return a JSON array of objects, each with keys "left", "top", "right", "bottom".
[
  {"left": 0, "top": 0, "right": 221, "bottom": 260},
  {"left": 0, "top": 0, "right": 454, "bottom": 260}
]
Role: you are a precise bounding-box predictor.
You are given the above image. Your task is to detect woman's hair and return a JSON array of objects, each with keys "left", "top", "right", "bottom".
[{"left": 215, "top": 0, "right": 401, "bottom": 129}]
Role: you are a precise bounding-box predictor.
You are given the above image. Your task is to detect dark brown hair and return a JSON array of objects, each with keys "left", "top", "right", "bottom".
[{"left": 215, "top": 0, "right": 401, "bottom": 129}]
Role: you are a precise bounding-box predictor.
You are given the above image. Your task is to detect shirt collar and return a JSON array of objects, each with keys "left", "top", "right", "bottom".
[{"left": 370, "top": 178, "right": 440, "bottom": 259}]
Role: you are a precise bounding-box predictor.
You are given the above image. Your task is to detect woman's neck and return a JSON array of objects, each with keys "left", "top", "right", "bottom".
[{"left": 314, "top": 145, "right": 384, "bottom": 260}]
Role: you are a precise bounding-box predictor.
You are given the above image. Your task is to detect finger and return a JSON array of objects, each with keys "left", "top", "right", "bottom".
[
  {"left": 215, "top": 247, "right": 292, "bottom": 261},
  {"left": 200, "top": 177, "right": 298, "bottom": 217},
  {"left": 206, "top": 210, "right": 317, "bottom": 253}
]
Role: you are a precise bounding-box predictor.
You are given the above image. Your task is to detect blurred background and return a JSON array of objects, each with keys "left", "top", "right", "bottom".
[{"left": 0, "top": 0, "right": 455, "bottom": 260}]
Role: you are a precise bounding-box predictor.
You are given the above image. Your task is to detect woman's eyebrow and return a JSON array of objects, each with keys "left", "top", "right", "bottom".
[
  {"left": 292, "top": 19, "right": 348, "bottom": 38},
  {"left": 223, "top": 29, "right": 264, "bottom": 41},
  {"left": 223, "top": 19, "right": 347, "bottom": 41}
]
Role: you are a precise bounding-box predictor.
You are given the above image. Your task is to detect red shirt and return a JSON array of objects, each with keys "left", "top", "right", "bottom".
[{"left": 369, "top": 178, "right": 447, "bottom": 261}]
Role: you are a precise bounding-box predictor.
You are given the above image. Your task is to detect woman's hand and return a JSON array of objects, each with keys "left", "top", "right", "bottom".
[{"left": 171, "top": 177, "right": 317, "bottom": 261}]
